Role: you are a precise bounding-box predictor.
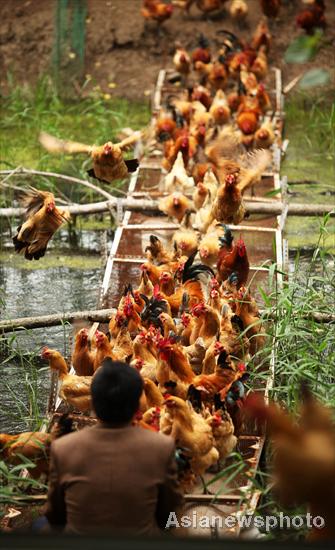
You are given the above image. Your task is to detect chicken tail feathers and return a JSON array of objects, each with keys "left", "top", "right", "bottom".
[{"left": 125, "top": 158, "right": 139, "bottom": 173}]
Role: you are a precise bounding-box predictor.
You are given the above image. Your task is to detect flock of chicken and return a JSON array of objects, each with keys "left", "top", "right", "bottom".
[
  {"left": 19, "top": 21, "right": 276, "bottom": 492},
  {"left": 141, "top": 0, "right": 327, "bottom": 36}
]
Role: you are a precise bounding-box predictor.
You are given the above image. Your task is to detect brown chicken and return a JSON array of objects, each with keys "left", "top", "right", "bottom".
[
  {"left": 192, "top": 353, "right": 246, "bottom": 400},
  {"left": 260, "top": 0, "right": 281, "bottom": 18},
  {"left": 13, "top": 188, "right": 69, "bottom": 261},
  {"left": 155, "top": 114, "right": 177, "bottom": 142},
  {"left": 173, "top": 45, "right": 191, "bottom": 77},
  {"left": 163, "top": 133, "right": 198, "bottom": 170},
  {"left": 206, "top": 410, "right": 237, "bottom": 462},
  {"left": 156, "top": 335, "right": 195, "bottom": 383},
  {"left": 39, "top": 131, "right": 140, "bottom": 183},
  {"left": 159, "top": 192, "right": 192, "bottom": 223},
  {"left": 251, "top": 18, "right": 272, "bottom": 52},
  {"left": 0, "top": 431, "right": 51, "bottom": 478},
  {"left": 229, "top": 0, "right": 248, "bottom": 23},
  {"left": 254, "top": 119, "right": 275, "bottom": 149},
  {"left": 163, "top": 395, "right": 218, "bottom": 479},
  {"left": 251, "top": 45, "right": 268, "bottom": 80},
  {"left": 195, "top": 0, "right": 227, "bottom": 14},
  {"left": 209, "top": 89, "right": 231, "bottom": 126},
  {"left": 191, "top": 85, "right": 213, "bottom": 110},
  {"left": 217, "top": 237, "right": 250, "bottom": 287},
  {"left": 72, "top": 328, "right": 95, "bottom": 376},
  {"left": 246, "top": 387, "right": 335, "bottom": 542},
  {"left": 296, "top": 0, "right": 326, "bottom": 35},
  {"left": 141, "top": 0, "right": 174, "bottom": 30},
  {"left": 42, "top": 347, "right": 92, "bottom": 412},
  {"left": 0, "top": 415, "right": 73, "bottom": 479},
  {"left": 189, "top": 303, "right": 221, "bottom": 346},
  {"left": 93, "top": 331, "right": 114, "bottom": 372},
  {"left": 191, "top": 35, "right": 211, "bottom": 66}
]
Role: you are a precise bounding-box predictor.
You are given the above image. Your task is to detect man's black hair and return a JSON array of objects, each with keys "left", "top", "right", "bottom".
[{"left": 91, "top": 359, "right": 143, "bottom": 424}]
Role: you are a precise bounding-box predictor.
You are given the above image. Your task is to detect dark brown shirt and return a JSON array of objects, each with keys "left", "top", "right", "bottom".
[{"left": 46, "top": 423, "right": 183, "bottom": 536}]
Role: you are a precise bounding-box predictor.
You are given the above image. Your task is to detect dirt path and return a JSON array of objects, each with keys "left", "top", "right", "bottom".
[{"left": 0, "top": 0, "right": 334, "bottom": 100}]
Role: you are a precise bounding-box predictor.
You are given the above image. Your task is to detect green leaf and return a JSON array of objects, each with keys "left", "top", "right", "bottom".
[
  {"left": 284, "top": 32, "right": 323, "bottom": 64},
  {"left": 299, "top": 69, "right": 330, "bottom": 89}
]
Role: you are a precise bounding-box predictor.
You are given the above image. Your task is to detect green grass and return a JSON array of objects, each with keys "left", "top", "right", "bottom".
[
  {"left": 283, "top": 92, "right": 335, "bottom": 250},
  {"left": 0, "top": 75, "right": 150, "bottom": 205}
]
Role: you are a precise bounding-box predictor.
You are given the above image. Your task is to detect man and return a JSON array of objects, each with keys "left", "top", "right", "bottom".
[{"left": 46, "top": 359, "right": 183, "bottom": 535}]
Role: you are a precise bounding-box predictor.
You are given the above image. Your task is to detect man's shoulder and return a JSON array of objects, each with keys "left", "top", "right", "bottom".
[
  {"left": 51, "top": 425, "right": 93, "bottom": 455},
  {"left": 136, "top": 428, "right": 174, "bottom": 451}
]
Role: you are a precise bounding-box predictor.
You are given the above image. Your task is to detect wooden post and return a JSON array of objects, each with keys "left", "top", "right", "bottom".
[{"left": 53, "top": 0, "right": 87, "bottom": 92}]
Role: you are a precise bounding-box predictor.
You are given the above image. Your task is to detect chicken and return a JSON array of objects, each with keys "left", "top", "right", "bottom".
[
  {"left": 189, "top": 302, "right": 221, "bottom": 346},
  {"left": 296, "top": 0, "right": 326, "bottom": 35},
  {"left": 158, "top": 272, "right": 176, "bottom": 297},
  {"left": 190, "top": 85, "right": 212, "bottom": 111},
  {"left": 206, "top": 410, "right": 237, "bottom": 461},
  {"left": 251, "top": 18, "right": 272, "bottom": 52},
  {"left": 112, "top": 325, "right": 134, "bottom": 362},
  {"left": 72, "top": 328, "right": 95, "bottom": 376},
  {"left": 94, "top": 331, "right": 114, "bottom": 372},
  {"left": 156, "top": 335, "right": 195, "bottom": 383},
  {"left": 191, "top": 35, "right": 211, "bottom": 66},
  {"left": 195, "top": 0, "right": 227, "bottom": 14},
  {"left": 133, "top": 330, "right": 158, "bottom": 367},
  {"left": 209, "top": 89, "right": 231, "bottom": 126},
  {"left": 237, "top": 101, "right": 261, "bottom": 135},
  {"left": 155, "top": 114, "right": 177, "bottom": 142},
  {"left": 260, "top": 0, "right": 281, "bottom": 18},
  {"left": 39, "top": 131, "right": 140, "bottom": 184},
  {"left": 254, "top": 119, "right": 275, "bottom": 149},
  {"left": 225, "top": 378, "right": 246, "bottom": 434},
  {"left": 216, "top": 224, "right": 234, "bottom": 268},
  {"left": 235, "top": 288, "right": 265, "bottom": 354},
  {"left": 208, "top": 150, "right": 271, "bottom": 225},
  {"left": 140, "top": 378, "right": 165, "bottom": 412},
  {"left": 191, "top": 352, "right": 246, "bottom": 400},
  {"left": 163, "top": 151, "right": 195, "bottom": 194},
  {"left": 173, "top": 45, "right": 191, "bottom": 78},
  {"left": 0, "top": 431, "right": 51, "bottom": 479},
  {"left": 159, "top": 192, "right": 192, "bottom": 223},
  {"left": 173, "top": 211, "right": 199, "bottom": 258},
  {"left": 250, "top": 44, "right": 268, "bottom": 81},
  {"left": 142, "top": 406, "right": 161, "bottom": 431},
  {"left": 163, "top": 133, "right": 198, "bottom": 170},
  {"left": 217, "top": 237, "right": 250, "bottom": 287},
  {"left": 229, "top": 0, "right": 248, "bottom": 24},
  {"left": 12, "top": 188, "right": 69, "bottom": 261},
  {"left": 202, "top": 340, "right": 225, "bottom": 374},
  {"left": 163, "top": 396, "right": 218, "bottom": 479},
  {"left": 245, "top": 386, "right": 335, "bottom": 542},
  {"left": 192, "top": 162, "right": 217, "bottom": 184},
  {"left": 0, "top": 415, "right": 73, "bottom": 480},
  {"left": 192, "top": 168, "right": 218, "bottom": 210},
  {"left": 195, "top": 60, "right": 228, "bottom": 91},
  {"left": 141, "top": 0, "right": 174, "bottom": 31},
  {"left": 184, "top": 337, "right": 207, "bottom": 374},
  {"left": 199, "top": 232, "right": 222, "bottom": 267},
  {"left": 209, "top": 172, "right": 245, "bottom": 225},
  {"left": 145, "top": 235, "right": 175, "bottom": 265},
  {"left": 42, "top": 347, "right": 92, "bottom": 412}
]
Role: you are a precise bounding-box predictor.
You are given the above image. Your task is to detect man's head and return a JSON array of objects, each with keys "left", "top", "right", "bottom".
[{"left": 91, "top": 360, "right": 143, "bottom": 425}]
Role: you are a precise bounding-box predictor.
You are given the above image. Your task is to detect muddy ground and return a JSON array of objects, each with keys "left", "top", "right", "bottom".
[{"left": 0, "top": 0, "right": 334, "bottom": 100}]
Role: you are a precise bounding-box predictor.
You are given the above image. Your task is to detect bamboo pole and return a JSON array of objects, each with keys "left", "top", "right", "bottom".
[
  {"left": 0, "top": 199, "right": 334, "bottom": 219},
  {"left": 0, "top": 309, "right": 116, "bottom": 333},
  {"left": 0, "top": 309, "right": 334, "bottom": 334}
]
